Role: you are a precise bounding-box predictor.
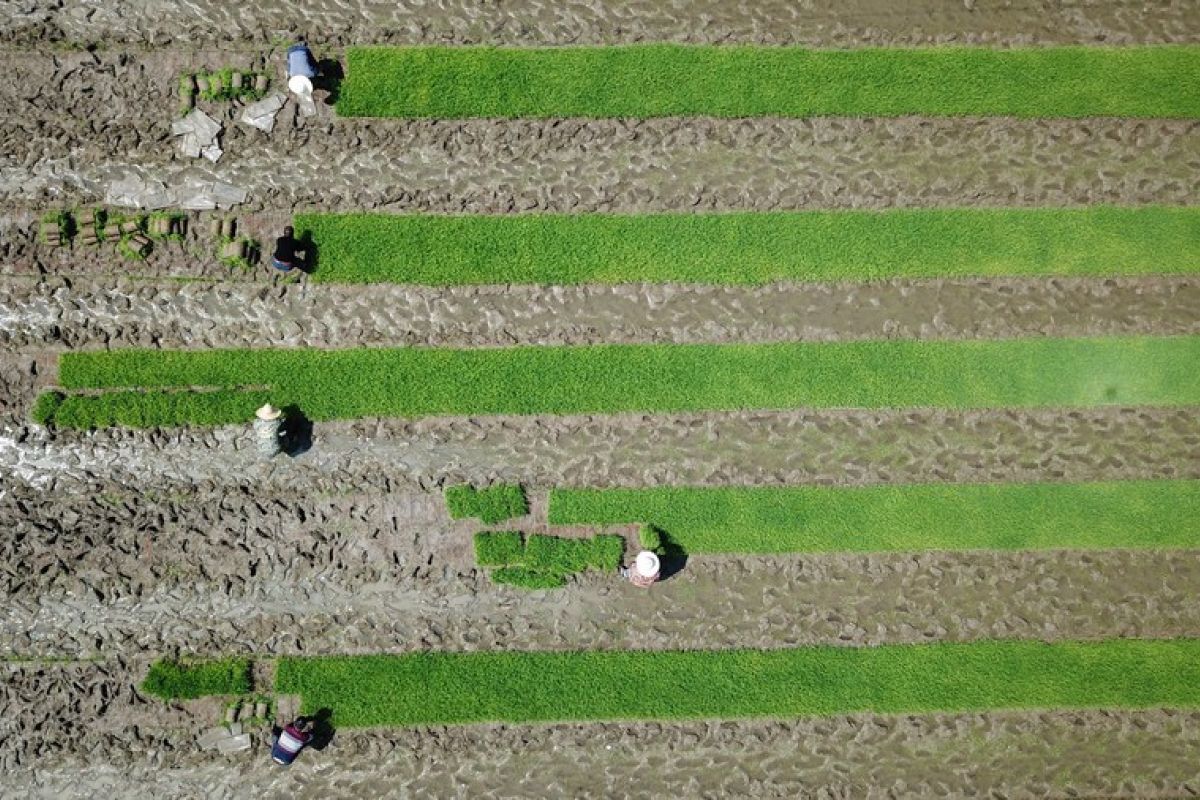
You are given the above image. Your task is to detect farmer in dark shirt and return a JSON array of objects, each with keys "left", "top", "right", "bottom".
[{"left": 272, "top": 226, "right": 302, "bottom": 272}]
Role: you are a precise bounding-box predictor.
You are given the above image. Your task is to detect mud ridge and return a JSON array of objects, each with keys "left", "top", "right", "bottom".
[
  {"left": 3, "top": 0, "right": 1198, "bottom": 48},
  {"left": 4, "top": 276, "right": 1200, "bottom": 352},
  {"left": 4, "top": 406, "right": 1198, "bottom": 493},
  {"left": 6, "top": 531, "right": 1200, "bottom": 658},
  {"left": 5, "top": 102, "right": 1198, "bottom": 212}
]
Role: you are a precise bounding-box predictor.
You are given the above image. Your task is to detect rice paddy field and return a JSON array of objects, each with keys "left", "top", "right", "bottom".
[{"left": 2, "top": 2, "right": 1200, "bottom": 798}]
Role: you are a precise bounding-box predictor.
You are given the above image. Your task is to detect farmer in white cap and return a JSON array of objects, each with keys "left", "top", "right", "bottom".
[
  {"left": 621, "top": 550, "right": 660, "bottom": 588},
  {"left": 287, "top": 40, "right": 319, "bottom": 116}
]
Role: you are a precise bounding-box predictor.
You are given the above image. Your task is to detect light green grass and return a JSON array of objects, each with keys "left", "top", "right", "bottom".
[
  {"left": 296, "top": 207, "right": 1200, "bottom": 285},
  {"left": 275, "top": 638, "right": 1200, "bottom": 726},
  {"left": 39, "top": 336, "right": 1200, "bottom": 428},
  {"left": 548, "top": 480, "right": 1200, "bottom": 553},
  {"left": 337, "top": 44, "right": 1200, "bottom": 119}
]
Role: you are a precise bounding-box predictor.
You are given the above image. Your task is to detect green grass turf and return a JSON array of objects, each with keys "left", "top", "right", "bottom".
[
  {"left": 548, "top": 480, "right": 1200, "bottom": 553},
  {"left": 274, "top": 638, "right": 1200, "bottom": 726},
  {"left": 41, "top": 336, "right": 1200, "bottom": 428},
  {"left": 295, "top": 207, "right": 1200, "bottom": 285},
  {"left": 474, "top": 531, "right": 525, "bottom": 567},
  {"left": 337, "top": 44, "right": 1200, "bottom": 119},
  {"left": 445, "top": 483, "right": 529, "bottom": 523},
  {"left": 141, "top": 657, "right": 252, "bottom": 700}
]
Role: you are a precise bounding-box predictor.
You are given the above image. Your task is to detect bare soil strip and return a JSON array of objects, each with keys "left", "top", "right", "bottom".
[
  {"left": 4, "top": 276, "right": 1198, "bottom": 353},
  {"left": 3, "top": 0, "right": 1197, "bottom": 48},
  {"left": 3, "top": 660, "right": 1199, "bottom": 797},
  {"left": 4, "top": 53, "right": 1198, "bottom": 212},
  {"left": 4, "top": 406, "right": 1197, "bottom": 493},
  {"left": 6, "top": 540, "right": 1200, "bottom": 659}
]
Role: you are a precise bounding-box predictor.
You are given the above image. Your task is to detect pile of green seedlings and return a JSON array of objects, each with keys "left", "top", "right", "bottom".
[{"left": 179, "top": 68, "right": 271, "bottom": 113}]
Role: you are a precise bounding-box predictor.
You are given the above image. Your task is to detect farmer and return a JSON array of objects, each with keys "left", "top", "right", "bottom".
[
  {"left": 272, "top": 226, "right": 302, "bottom": 272},
  {"left": 620, "top": 550, "right": 661, "bottom": 588},
  {"left": 287, "top": 41, "right": 317, "bottom": 84},
  {"left": 271, "top": 717, "right": 314, "bottom": 766}
]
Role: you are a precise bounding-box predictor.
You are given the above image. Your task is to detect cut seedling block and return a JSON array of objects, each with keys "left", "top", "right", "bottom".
[
  {"left": 222, "top": 240, "right": 246, "bottom": 260},
  {"left": 103, "top": 224, "right": 121, "bottom": 242},
  {"left": 254, "top": 74, "right": 269, "bottom": 93},
  {"left": 120, "top": 220, "right": 141, "bottom": 235}
]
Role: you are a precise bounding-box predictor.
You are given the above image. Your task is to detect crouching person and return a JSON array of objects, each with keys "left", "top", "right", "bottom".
[{"left": 620, "top": 550, "right": 660, "bottom": 588}]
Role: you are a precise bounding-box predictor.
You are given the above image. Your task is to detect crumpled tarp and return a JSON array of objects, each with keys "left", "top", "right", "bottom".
[
  {"left": 172, "top": 109, "right": 223, "bottom": 161},
  {"left": 105, "top": 171, "right": 248, "bottom": 210},
  {"left": 240, "top": 92, "right": 288, "bottom": 133}
]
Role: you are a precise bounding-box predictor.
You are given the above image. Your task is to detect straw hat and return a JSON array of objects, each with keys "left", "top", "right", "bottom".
[
  {"left": 288, "top": 75, "right": 314, "bottom": 97},
  {"left": 255, "top": 403, "right": 283, "bottom": 421},
  {"left": 635, "top": 551, "right": 660, "bottom": 577}
]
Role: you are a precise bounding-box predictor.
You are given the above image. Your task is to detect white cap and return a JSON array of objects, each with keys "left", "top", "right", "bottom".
[
  {"left": 288, "top": 75, "right": 314, "bottom": 97},
  {"left": 255, "top": 404, "right": 282, "bottom": 421},
  {"left": 635, "top": 551, "right": 660, "bottom": 577}
]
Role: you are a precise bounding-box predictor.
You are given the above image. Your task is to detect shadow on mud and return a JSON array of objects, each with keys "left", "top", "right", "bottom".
[
  {"left": 280, "top": 406, "right": 313, "bottom": 457},
  {"left": 658, "top": 530, "right": 689, "bottom": 582},
  {"left": 316, "top": 59, "right": 344, "bottom": 105}
]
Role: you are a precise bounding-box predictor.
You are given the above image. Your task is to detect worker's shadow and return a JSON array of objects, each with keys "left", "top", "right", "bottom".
[
  {"left": 306, "top": 708, "right": 336, "bottom": 751},
  {"left": 297, "top": 229, "right": 318, "bottom": 274},
  {"left": 656, "top": 529, "right": 689, "bottom": 582},
  {"left": 315, "top": 60, "right": 344, "bottom": 105},
  {"left": 280, "top": 405, "right": 313, "bottom": 457}
]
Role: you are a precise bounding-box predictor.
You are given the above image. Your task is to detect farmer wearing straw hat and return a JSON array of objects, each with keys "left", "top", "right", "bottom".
[{"left": 621, "top": 550, "right": 660, "bottom": 588}]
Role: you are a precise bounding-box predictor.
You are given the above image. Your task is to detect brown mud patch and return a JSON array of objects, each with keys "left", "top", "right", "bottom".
[
  {"left": 3, "top": 0, "right": 1198, "bottom": 48},
  {"left": 5, "top": 113, "right": 1198, "bottom": 213},
  {"left": 6, "top": 531, "right": 1200, "bottom": 658},
  {"left": 4, "top": 276, "right": 1200, "bottom": 352}
]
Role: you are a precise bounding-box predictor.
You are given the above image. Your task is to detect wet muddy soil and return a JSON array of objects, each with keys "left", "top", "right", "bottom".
[
  {"left": 4, "top": 276, "right": 1199, "bottom": 351},
  {"left": 4, "top": 0, "right": 1198, "bottom": 48},
  {"left": 4, "top": 406, "right": 1197, "bottom": 494},
  {"left": 7, "top": 114, "right": 1198, "bottom": 213}
]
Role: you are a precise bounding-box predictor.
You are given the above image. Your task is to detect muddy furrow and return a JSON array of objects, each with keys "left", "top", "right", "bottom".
[
  {"left": 3, "top": 0, "right": 1197, "bottom": 48},
  {"left": 6, "top": 545, "right": 1200, "bottom": 660},
  {"left": 3, "top": 276, "right": 1199, "bottom": 352},
  {"left": 4, "top": 406, "right": 1198, "bottom": 494},
  {"left": 5, "top": 106, "right": 1198, "bottom": 212},
  {"left": 4, "top": 660, "right": 1199, "bottom": 798}
]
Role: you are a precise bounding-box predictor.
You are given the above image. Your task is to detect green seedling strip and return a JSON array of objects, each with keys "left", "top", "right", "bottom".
[
  {"left": 295, "top": 207, "right": 1200, "bottom": 285},
  {"left": 275, "top": 638, "right": 1200, "bottom": 726},
  {"left": 39, "top": 336, "right": 1200, "bottom": 428},
  {"left": 446, "top": 484, "right": 529, "bottom": 523},
  {"left": 337, "top": 44, "right": 1200, "bottom": 119},
  {"left": 549, "top": 480, "right": 1200, "bottom": 553},
  {"left": 142, "top": 657, "right": 252, "bottom": 700}
]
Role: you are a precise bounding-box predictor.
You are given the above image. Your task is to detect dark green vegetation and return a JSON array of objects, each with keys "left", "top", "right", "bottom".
[
  {"left": 473, "top": 531, "right": 525, "bottom": 566},
  {"left": 492, "top": 567, "right": 567, "bottom": 590},
  {"left": 525, "top": 533, "right": 624, "bottom": 573},
  {"left": 337, "top": 44, "right": 1200, "bottom": 119},
  {"left": 446, "top": 483, "right": 529, "bottom": 523},
  {"left": 275, "top": 638, "right": 1200, "bottom": 726},
  {"left": 474, "top": 532, "right": 624, "bottom": 589},
  {"left": 44, "top": 389, "right": 271, "bottom": 429},
  {"left": 295, "top": 207, "right": 1200, "bottom": 285},
  {"left": 37, "top": 336, "right": 1200, "bottom": 428},
  {"left": 549, "top": 480, "right": 1200, "bottom": 553},
  {"left": 141, "top": 657, "right": 252, "bottom": 700}
]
